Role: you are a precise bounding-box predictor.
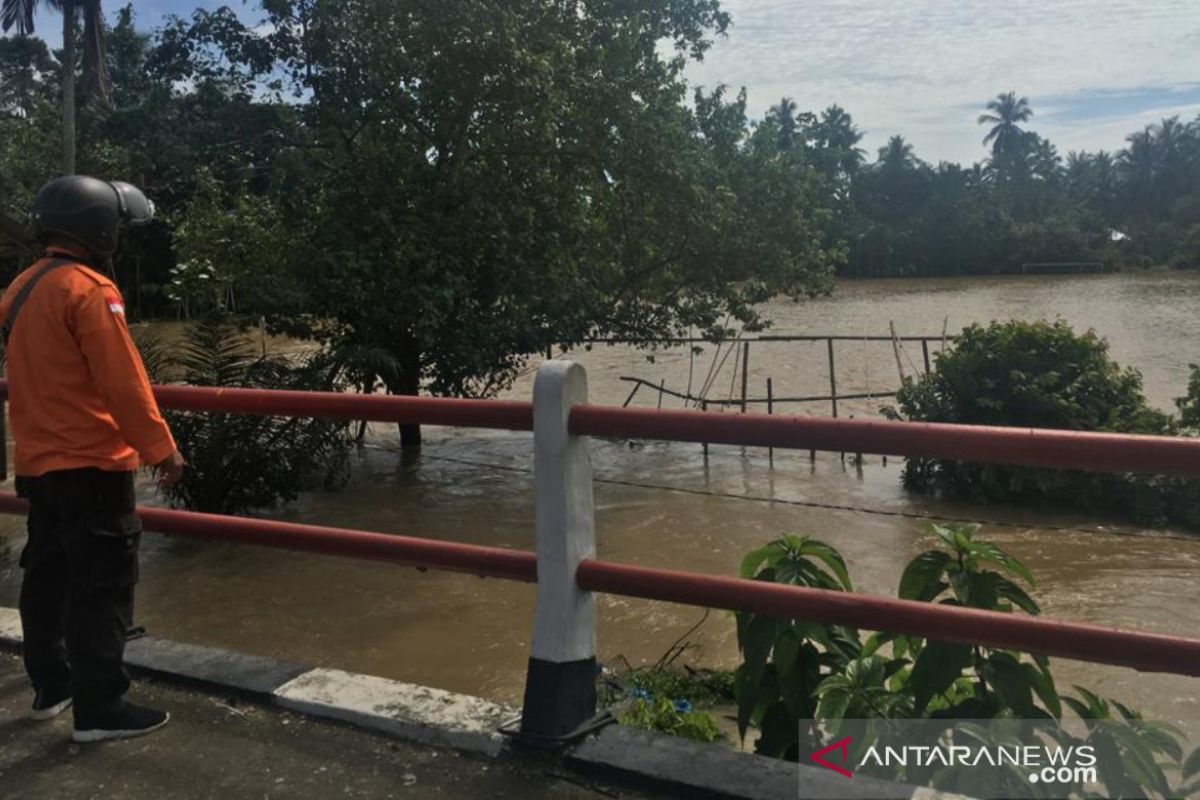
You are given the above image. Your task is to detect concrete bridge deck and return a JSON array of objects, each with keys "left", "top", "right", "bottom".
[{"left": 0, "top": 651, "right": 662, "bottom": 800}]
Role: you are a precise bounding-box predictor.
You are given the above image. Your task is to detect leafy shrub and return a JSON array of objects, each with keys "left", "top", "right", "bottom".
[
  {"left": 599, "top": 660, "right": 734, "bottom": 743},
  {"left": 140, "top": 318, "right": 351, "bottom": 514},
  {"left": 889, "top": 320, "right": 1200, "bottom": 529},
  {"left": 734, "top": 526, "right": 1200, "bottom": 798},
  {"left": 1180, "top": 364, "right": 1200, "bottom": 431}
]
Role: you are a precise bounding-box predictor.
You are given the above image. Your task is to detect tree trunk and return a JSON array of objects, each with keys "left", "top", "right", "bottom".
[
  {"left": 61, "top": 2, "right": 78, "bottom": 175},
  {"left": 388, "top": 341, "right": 423, "bottom": 450}
]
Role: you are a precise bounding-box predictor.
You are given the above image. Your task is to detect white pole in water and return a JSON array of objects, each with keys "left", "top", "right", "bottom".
[{"left": 520, "top": 360, "right": 597, "bottom": 740}]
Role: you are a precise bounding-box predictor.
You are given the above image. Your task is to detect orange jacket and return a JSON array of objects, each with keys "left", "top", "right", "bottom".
[{"left": 1, "top": 248, "right": 176, "bottom": 477}]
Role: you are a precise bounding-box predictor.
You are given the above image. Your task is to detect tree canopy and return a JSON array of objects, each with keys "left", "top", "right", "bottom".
[{"left": 2, "top": 2, "right": 1199, "bottom": 405}]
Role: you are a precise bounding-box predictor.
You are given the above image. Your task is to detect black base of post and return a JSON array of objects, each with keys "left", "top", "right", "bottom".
[{"left": 518, "top": 656, "right": 597, "bottom": 742}]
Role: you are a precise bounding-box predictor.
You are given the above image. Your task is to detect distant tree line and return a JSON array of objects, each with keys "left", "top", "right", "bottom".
[
  {"left": 762, "top": 91, "right": 1200, "bottom": 277},
  {"left": 1, "top": 2, "right": 1198, "bottom": 404}
]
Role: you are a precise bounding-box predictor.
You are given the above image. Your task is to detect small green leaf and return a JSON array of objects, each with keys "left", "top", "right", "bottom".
[
  {"left": 991, "top": 574, "right": 1041, "bottom": 615},
  {"left": 1029, "top": 663, "right": 1061, "bottom": 718},
  {"left": 910, "top": 640, "right": 972, "bottom": 713},
  {"left": 899, "top": 551, "right": 951, "bottom": 601},
  {"left": 739, "top": 544, "right": 777, "bottom": 579},
  {"left": 1184, "top": 745, "right": 1200, "bottom": 780},
  {"left": 799, "top": 539, "right": 853, "bottom": 591},
  {"left": 815, "top": 686, "right": 850, "bottom": 721},
  {"left": 773, "top": 626, "right": 801, "bottom": 677}
]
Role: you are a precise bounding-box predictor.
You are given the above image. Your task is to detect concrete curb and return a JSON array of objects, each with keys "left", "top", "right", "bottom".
[
  {"left": 0, "top": 606, "right": 514, "bottom": 757},
  {"left": 274, "top": 667, "right": 513, "bottom": 756},
  {"left": 567, "top": 725, "right": 957, "bottom": 800},
  {"left": 0, "top": 607, "right": 958, "bottom": 798}
]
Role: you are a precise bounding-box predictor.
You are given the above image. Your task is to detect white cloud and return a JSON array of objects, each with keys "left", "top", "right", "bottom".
[{"left": 685, "top": 0, "right": 1200, "bottom": 163}]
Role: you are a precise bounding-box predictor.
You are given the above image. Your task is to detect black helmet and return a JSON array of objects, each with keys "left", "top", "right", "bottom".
[{"left": 29, "top": 175, "right": 156, "bottom": 257}]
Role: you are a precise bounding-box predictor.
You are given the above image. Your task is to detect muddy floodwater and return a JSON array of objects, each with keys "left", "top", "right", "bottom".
[{"left": 2, "top": 271, "right": 1199, "bottom": 723}]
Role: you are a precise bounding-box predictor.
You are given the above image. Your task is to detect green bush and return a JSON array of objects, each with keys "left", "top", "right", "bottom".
[
  {"left": 140, "top": 318, "right": 351, "bottom": 514},
  {"left": 888, "top": 320, "right": 1200, "bottom": 529},
  {"left": 617, "top": 697, "right": 723, "bottom": 743},
  {"left": 734, "top": 526, "right": 1200, "bottom": 798},
  {"left": 1180, "top": 364, "right": 1200, "bottom": 431}
]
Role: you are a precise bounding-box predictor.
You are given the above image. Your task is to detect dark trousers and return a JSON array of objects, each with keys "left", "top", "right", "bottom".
[{"left": 16, "top": 468, "right": 141, "bottom": 723}]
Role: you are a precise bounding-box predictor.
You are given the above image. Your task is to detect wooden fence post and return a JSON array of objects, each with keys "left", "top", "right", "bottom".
[
  {"left": 741, "top": 341, "right": 750, "bottom": 413},
  {"left": 826, "top": 338, "right": 838, "bottom": 419},
  {"left": 766, "top": 378, "right": 774, "bottom": 468}
]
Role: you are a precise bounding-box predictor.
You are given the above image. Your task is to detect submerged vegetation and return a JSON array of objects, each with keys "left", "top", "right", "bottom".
[
  {"left": 888, "top": 320, "right": 1200, "bottom": 530},
  {"left": 138, "top": 318, "right": 351, "bottom": 514}
]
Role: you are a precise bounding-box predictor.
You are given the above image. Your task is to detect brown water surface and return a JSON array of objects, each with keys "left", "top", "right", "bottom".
[{"left": 1, "top": 272, "right": 1198, "bottom": 721}]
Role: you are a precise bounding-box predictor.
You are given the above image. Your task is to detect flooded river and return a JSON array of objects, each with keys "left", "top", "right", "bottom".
[{"left": 1, "top": 271, "right": 1198, "bottom": 723}]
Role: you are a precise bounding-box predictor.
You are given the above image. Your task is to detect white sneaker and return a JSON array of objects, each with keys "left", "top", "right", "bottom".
[{"left": 30, "top": 689, "right": 73, "bottom": 721}]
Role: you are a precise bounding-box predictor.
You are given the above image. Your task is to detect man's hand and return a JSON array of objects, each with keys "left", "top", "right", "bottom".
[{"left": 154, "top": 449, "right": 186, "bottom": 487}]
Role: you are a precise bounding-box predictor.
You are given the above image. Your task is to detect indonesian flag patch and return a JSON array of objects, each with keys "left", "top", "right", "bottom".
[{"left": 105, "top": 293, "right": 125, "bottom": 315}]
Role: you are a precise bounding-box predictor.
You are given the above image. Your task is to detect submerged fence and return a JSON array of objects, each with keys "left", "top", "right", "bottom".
[
  {"left": 601, "top": 332, "right": 952, "bottom": 416},
  {"left": 1, "top": 366, "right": 1199, "bottom": 741}
]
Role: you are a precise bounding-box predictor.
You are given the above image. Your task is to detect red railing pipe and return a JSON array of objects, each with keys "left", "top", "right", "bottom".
[
  {"left": 0, "top": 380, "right": 533, "bottom": 432},
  {"left": 570, "top": 405, "right": 1200, "bottom": 476},
  {"left": 0, "top": 490, "right": 1195, "bottom": 675},
  {"left": 0, "top": 493, "right": 537, "bottom": 583},
  {"left": 4, "top": 379, "right": 1197, "bottom": 475},
  {"left": 576, "top": 559, "right": 1200, "bottom": 676}
]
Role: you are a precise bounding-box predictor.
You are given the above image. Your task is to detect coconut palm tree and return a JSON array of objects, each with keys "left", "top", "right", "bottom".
[
  {"left": 1, "top": 0, "right": 112, "bottom": 174},
  {"left": 878, "top": 135, "right": 916, "bottom": 170},
  {"left": 1119, "top": 128, "right": 1159, "bottom": 217},
  {"left": 768, "top": 96, "right": 799, "bottom": 150},
  {"left": 1153, "top": 116, "right": 1187, "bottom": 200},
  {"left": 978, "top": 91, "right": 1033, "bottom": 160}
]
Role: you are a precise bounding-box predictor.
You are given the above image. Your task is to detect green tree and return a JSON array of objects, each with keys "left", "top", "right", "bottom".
[
  {"left": 171, "top": 0, "right": 838, "bottom": 449},
  {"left": 766, "top": 96, "right": 801, "bottom": 151},
  {"left": 169, "top": 168, "right": 292, "bottom": 317},
  {"left": 978, "top": 91, "right": 1033, "bottom": 162},
  {"left": 1, "top": 0, "right": 112, "bottom": 173},
  {"left": 0, "top": 33, "right": 53, "bottom": 115}
]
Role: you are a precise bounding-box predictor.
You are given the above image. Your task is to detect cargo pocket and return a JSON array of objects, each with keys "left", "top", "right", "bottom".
[{"left": 82, "top": 512, "right": 142, "bottom": 590}]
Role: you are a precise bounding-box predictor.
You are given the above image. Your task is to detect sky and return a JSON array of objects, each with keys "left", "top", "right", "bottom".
[{"left": 29, "top": 0, "right": 1200, "bottom": 165}]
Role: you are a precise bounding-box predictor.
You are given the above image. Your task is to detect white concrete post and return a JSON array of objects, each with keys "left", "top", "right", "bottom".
[{"left": 519, "top": 360, "right": 598, "bottom": 740}]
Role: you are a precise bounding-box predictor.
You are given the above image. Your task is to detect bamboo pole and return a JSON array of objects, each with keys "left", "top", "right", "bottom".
[
  {"left": 767, "top": 378, "right": 774, "bottom": 467},
  {"left": 741, "top": 341, "right": 750, "bottom": 413},
  {"left": 827, "top": 338, "right": 844, "bottom": 463},
  {"left": 658, "top": 379, "right": 665, "bottom": 409},
  {"left": 826, "top": 338, "right": 838, "bottom": 419},
  {"left": 922, "top": 339, "right": 931, "bottom": 375},
  {"left": 889, "top": 321, "right": 906, "bottom": 384}
]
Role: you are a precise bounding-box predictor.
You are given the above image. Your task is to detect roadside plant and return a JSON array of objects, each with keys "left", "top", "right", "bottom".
[
  {"left": 733, "top": 524, "right": 1199, "bottom": 798},
  {"left": 618, "top": 696, "right": 722, "bottom": 744},
  {"left": 734, "top": 535, "right": 861, "bottom": 759}
]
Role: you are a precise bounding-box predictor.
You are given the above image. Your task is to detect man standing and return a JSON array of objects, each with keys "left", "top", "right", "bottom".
[{"left": 2, "top": 176, "right": 185, "bottom": 743}]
